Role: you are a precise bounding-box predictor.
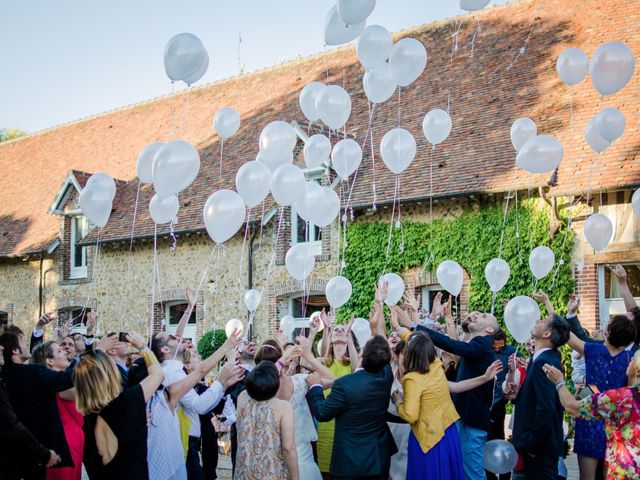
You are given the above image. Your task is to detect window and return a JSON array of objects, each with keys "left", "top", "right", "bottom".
[
  {"left": 598, "top": 263, "right": 640, "bottom": 328},
  {"left": 57, "top": 307, "right": 91, "bottom": 326},
  {"left": 0, "top": 311, "right": 8, "bottom": 328},
  {"left": 165, "top": 302, "right": 197, "bottom": 340},
  {"left": 421, "top": 286, "right": 460, "bottom": 319},
  {"left": 288, "top": 295, "right": 329, "bottom": 337},
  {"left": 291, "top": 171, "right": 324, "bottom": 256},
  {"left": 70, "top": 215, "right": 88, "bottom": 279}
]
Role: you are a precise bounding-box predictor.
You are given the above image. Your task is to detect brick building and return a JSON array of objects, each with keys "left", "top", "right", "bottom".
[{"left": 0, "top": 0, "right": 639, "bottom": 341}]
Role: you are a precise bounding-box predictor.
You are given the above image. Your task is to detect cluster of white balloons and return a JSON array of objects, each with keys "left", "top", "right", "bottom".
[
  {"left": 511, "top": 118, "right": 564, "bottom": 174},
  {"left": 300, "top": 83, "right": 352, "bottom": 131},
  {"left": 163, "top": 33, "right": 209, "bottom": 86},
  {"left": 324, "top": 0, "right": 376, "bottom": 46},
  {"left": 79, "top": 172, "right": 117, "bottom": 228}
]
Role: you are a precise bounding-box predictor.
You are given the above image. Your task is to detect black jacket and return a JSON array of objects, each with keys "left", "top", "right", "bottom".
[
  {"left": 1, "top": 362, "right": 74, "bottom": 468},
  {"left": 306, "top": 364, "right": 397, "bottom": 477},
  {"left": 417, "top": 326, "right": 497, "bottom": 432},
  {"left": 512, "top": 349, "right": 565, "bottom": 458}
]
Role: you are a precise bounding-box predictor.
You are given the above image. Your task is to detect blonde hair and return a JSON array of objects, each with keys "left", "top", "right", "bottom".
[
  {"left": 73, "top": 350, "right": 122, "bottom": 415},
  {"left": 632, "top": 350, "right": 640, "bottom": 386},
  {"left": 322, "top": 337, "right": 351, "bottom": 367}
]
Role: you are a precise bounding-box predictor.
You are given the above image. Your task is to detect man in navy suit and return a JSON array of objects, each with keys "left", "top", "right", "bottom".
[
  {"left": 306, "top": 335, "right": 397, "bottom": 480},
  {"left": 511, "top": 313, "right": 570, "bottom": 479}
]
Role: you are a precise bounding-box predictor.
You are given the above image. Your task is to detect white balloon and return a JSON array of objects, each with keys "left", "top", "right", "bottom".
[
  {"left": 529, "top": 246, "right": 555, "bottom": 280},
  {"left": 510, "top": 118, "right": 537, "bottom": 153},
  {"left": 225, "top": 318, "right": 244, "bottom": 338},
  {"left": 301, "top": 184, "right": 340, "bottom": 228},
  {"left": 303, "top": 134, "right": 331, "bottom": 169},
  {"left": 257, "top": 149, "right": 294, "bottom": 173},
  {"left": 595, "top": 107, "right": 625, "bottom": 142},
  {"left": 504, "top": 296, "right": 540, "bottom": 343},
  {"left": 316, "top": 85, "right": 352, "bottom": 130},
  {"left": 331, "top": 138, "right": 362, "bottom": 179},
  {"left": 484, "top": 440, "right": 519, "bottom": 475},
  {"left": 149, "top": 194, "right": 179, "bottom": 225},
  {"left": 324, "top": 5, "right": 366, "bottom": 46},
  {"left": 203, "top": 189, "right": 246, "bottom": 244},
  {"left": 285, "top": 243, "right": 316, "bottom": 281},
  {"left": 79, "top": 184, "right": 112, "bottom": 228},
  {"left": 436, "top": 260, "right": 464, "bottom": 297},
  {"left": 164, "top": 33, "right": 208, "bottom": 83},
  {"left": 422, "top": 109, "right": 452, "bottom": 145},
  {"left": 584, "top": 213, "right": 613, "bottom": 252},
  {"left": 137, "top": 142, "right": 164, "bottom": 184},
  {"left": 294, "top": 181, "right": 325, "bottom": 222},
  {"left": 213, "top": 108, "right": 241, "bottom": 140},
  {"left": 244, "top": 289, "right": 262, "bottom": 313},
  {"left": 379, "top": 273, "right": 405, "bottom": 306},
  {"left": 485, "top": 258, "right": 511, "bottom": 293},
  {"left": 585, "top": 118, "right": 610, "bottom": 153},
  {"left": 363, "top": 64, "right": 397, "bottom": 104},
  {"left": 86, "top": 172, "right": 117, "bottom": 201},
  {"left": 152, "top": 140, "right": 201, "bottom": 197},
  {"left": 259, "top": 121, "right": 297, "bottom": 157},
  {"left": 556, "top": 48, "right": 589, "bottom": 85},
  {"left": 300, "top": 82, "right": 326, "bottom": 122},
  {"left": 182, "top": 48, "right": 209, "bottom": 85},
  {"left": 460, "top": 0, "right": 490, "bottom": 11},
  {"left": 389, "top": 38, "right": 427, "bottom": 87},
  {"left": 326, "top": 275, "right": 353, "bottom": 309},
  {"left": 590, "top": 41, "right": 636, "bottom": 96},
  {"left": 337, "top": 0, "right": 376, "bottom": 25},
  {"left": 633, "top": 189, "right": 640, "bottom": 219},
  {"left": 280, "top": 315, "right": 296, "bottom": 337},
  {"left": 235, "top": 161, "right": 271, "bottom": 208},
  {"left": 352, "top": 317, "right": 372, "bottom": 347},
  {"left": 380, "top": 127, "right": 416, "bottom": 174},
  {"left": 516, "top": 135, "right": 564, "bottom": 174},
  {"left": 271, "top": 164, "right": 306, "bottom": 206},
  {"left": 357, "top": 25, "right": 392, "bottom": 70}
]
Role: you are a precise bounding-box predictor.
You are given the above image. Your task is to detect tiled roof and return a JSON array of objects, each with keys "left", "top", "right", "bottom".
[{"left": 0, "top": 0, "right": 638, "bottom": 256}]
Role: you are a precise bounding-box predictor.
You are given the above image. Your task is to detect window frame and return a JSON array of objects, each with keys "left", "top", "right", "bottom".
[
  {"left": 69, "top": 215, "right": 88, "bottom": 279},
  {"left": 598, "top": 263, "right": 640, "bottom": 328},
  {"left": 165, "top": 301, "right": 197, "bottom": 340}
]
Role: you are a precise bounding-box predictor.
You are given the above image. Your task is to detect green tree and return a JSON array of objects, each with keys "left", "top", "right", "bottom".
[{"left": 0, "top": 128, "right": 27, "bottom": 142}]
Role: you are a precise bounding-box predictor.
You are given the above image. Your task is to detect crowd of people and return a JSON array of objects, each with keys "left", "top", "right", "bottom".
[{"left": 1, "top": 265, "right": 640, "bottom": 480}]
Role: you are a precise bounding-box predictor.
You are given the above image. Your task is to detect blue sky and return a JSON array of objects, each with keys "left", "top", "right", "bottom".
[{"left": 1, "top": 0, "right": 509, "bottom": 132}]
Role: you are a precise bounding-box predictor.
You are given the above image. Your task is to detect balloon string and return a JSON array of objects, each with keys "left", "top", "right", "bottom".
[
  {"left": 122, "top": 183, "right": 141, "bottom": 323},
  {"left": 337, "top": 181, "right": 344, "bottom": 274},
  {"left": 397, "top": 87, "right": 402, "bottom": 127},
  {"left": 427, "top": 145, "right": 435, "bottom": 263},
  {"left": 507, "top": 22, "right": 536, "bottom": 71},
  {"left": 219, "top": 139, "right": 224, "bottom": 188},
  {"left": 515, "top": 190, "right": 522, "bottom": 265},
  {"left": 184, "top": 87, "right": 190, "bottom": 137},
  {"left": 469, "top": 15, "right": 481, "bottom": 58},
  {"left": 490, "top": 291, "right": 496, "bottom": 315},
  {"left": 370, "top": 105, "right": 378, "bottom": 211},
  {"left": 498, "top": 190, "right": 513, "bottom": 259},
  {"left": 447, "top": 18, "right": 463, "bottom": 114},
  {"left": 210, "top": 245, "right": 226, "bottom": 330},
  {"left": 150, "top": 224, "right": 158, "bottom": 339},
  {"left": 527, "top": 185, "right": 534, "bottom": 291},
  {"left": 265, "top": 207, "right": 285, "bottom": 282},
  {"left": 323, "top": 44, "right": 329, "bottom": 81},
  {"left": 383, "top": 176, "right": 400, "bottom": 274},
  {"left": 550, "top": 193, "right": 576, "bottom": 291},
  {"left": 237, "top": 207, "right": 252, "bottom": 282},
  {"left": 258, "top": 200, "right": 266, "bottom": 251},
  {"left": 73, "top": 231, "right": 102, "bottom": 325},
  {"left": 171, "top": 82, "right": 177, "bottom": 139},
  {"left": 344, "top": 102, "right": 376, "bottom": 214}
]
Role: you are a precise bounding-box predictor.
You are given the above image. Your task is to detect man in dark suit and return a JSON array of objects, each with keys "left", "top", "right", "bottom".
[
  {"left": 0, "top": 331, "right": 74, "bottom": 480},
  {"left": 511, "top": 313, "right": 570, "bottom": 479},
  {"left": 306, "top": 335, "right": 397, "bottom": 480}
]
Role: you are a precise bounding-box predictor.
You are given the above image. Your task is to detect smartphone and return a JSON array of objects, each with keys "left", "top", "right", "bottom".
[
  {"left": 119, "top": 332, "right": 128, "bottom": 342},
  {"left": 577, "top": 384, "right": 600, "bottom": 400}
]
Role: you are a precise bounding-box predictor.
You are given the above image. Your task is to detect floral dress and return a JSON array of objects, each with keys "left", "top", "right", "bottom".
[{"left": 578, "top": 385, "right": 640, "bottom": 480}]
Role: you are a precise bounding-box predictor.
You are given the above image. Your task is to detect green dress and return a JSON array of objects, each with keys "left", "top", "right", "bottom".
[{"left": 316, "top": 360, "right": 352, "bottom": 473}]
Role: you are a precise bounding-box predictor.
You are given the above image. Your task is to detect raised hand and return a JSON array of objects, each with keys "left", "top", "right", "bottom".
[
  {"left": 223, "top": 329, "right": 243, "bottom": 351},
  {"left": 275, "top": 328, "right": 288, "bottom": 347},
  {"left": 443, "top": 295, "right": 453, "bottom": 319},
  {"left": 389, "top": 306, "right": 400, "bottom": 330},
  {"left": 375, "top": 281, "right": 388, "bottom": 305},
  {"left": 45, "top": 450, "right": 61, "bottom": 468},
  {"left": 319, "top": 309, "right": 332, "bottom": 329},
  {"left": 393, "top": 305, "right": 411, "bottom": 328},
  {"left": 566, "top": 293, "right": 580, "bottom": 315},
  {"left": 56, "top": 320, "right": 72, "bottom": 340},
  {"left": 96, "top": 333, "right": 120, "bottom": 353},
  {"left": 403, "top": 287, "right": 419, "bottom": 312},
  {"left": 612, "top": 265, "right": 628, "bottom": 285},
  {"left": 483, "top": 360, "right": 503, "bottom": 380},
  {"left": 125, "top": 331, "right": 146, "bottom": 350},
  {"left": 85, "top": 311, "right": 96, "bottom": 336},
  {"left": 391, "top": 388, "right": 404, "bottom": 405},
  {"left": 430, "top": 292, "right": 444, "bottom": 320},
  {"left": 532, "top": 290, "right": 550, "bottom": 304},
  {"left": 36, "top": 312, "right": 56, "bottom": 329},
  {"left": 217, "top": 360, "right": 245, "bottom": 388}
]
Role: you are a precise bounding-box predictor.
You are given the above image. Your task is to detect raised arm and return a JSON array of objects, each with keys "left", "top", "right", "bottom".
[
  {"left": 345, "top": 317, "right": 360, "bottom": 371},
  {"left": 613, "top": 265, "right": 638, "bottom": 312},
  {"left": 532, "top": 290, "right": 555, "bottom": 317},
  {"left": 448, "top": 360, "right": 502, "bottom": 393},
  {"left": 319, "top": 310, "right": 331, "bottom": 358},
  {"left": 402, "top": 287, "right": 420, "bottom": 325},
  {"left": 415, "top": 324, "right": 487, "bottom": 359},
  {"left": 296, "top": 336, "right": 335, "bottom": 387},
  {"left": 306, "top": 377, "right": 348, "bottom": 422},
  {"left": 174, "top": 288, "right": 196, "bottom": 340},
  {"left": 543, "top": 363, "right": 580, "bottom": 416},
  {"left": 442, "top": 295, "right": 458, "bottom": 340},
  {"left": 127, "top": 332, "right": 164, "bottom": 403},
  {"left": 372, "top": 281, "right": 388, "bottom": 337},
  {"left": 567, "top": 331, "right": 585, "bottom": 356}
]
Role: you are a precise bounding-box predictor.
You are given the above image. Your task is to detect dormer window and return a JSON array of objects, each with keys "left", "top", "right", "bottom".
[{"left": 70, "top": 215, "right": 88, "bottom": 279}]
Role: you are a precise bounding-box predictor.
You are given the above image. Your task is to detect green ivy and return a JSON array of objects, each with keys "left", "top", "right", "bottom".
[{"left": 197, "top": 329, "right": 227, "bottom": 359}]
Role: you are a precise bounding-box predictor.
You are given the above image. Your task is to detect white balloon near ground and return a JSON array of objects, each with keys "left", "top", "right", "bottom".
[
  {"left": 379, "top": 273, "right": 405, "bottom": 306},
  {"left": 589, "top": 41, "right": 636, "bottom": 96},
  {"left": 436, "top": 260, "right": 464, "bottom": 297},
  {"left": 556, "top": 48, "right": 589, "bottom": 85},
  {"left": 422, "top": 109, "right": 452, "bottom": 145},
  {"left": 280, "top": 315, "right": 296, "bottom": 337},
  {"left": 460, "top": 0, "right": 491, "bottom": 11},
  {"left": 203, "top": 190, "right": 246, "bottom": 244},
  {"left": 485, "top": 258, "right": 510, "bottom": 293},
  {"left": 316, "top": 85, "right": 352, "bottom": 130},
  {"left": 324, "top": 5, "right": 366, "bottom": 46},
  {"left": 510, "top": 118, "right": 537, "bottom": 152},
  {"left": 149, "top": 194, "right": 180, "bottom": 225},
  {"left": 363, "top": 64, "right": 397, "bottom": 104},
  {"left": 163, "top": 33, "right": 208, "bottom": 83},
  {"left": 244, "top": 289, "right": 262, "bottom": 313},
  {"left": 299, "top": 82, "right": 326, "bottom": 122},
  {"left": 225, "top": 318, "right": 244, "bottom": 338},
  {"left": 213, "top": 108, "right": 241, "bottom": 140},
  {"left": 585, "top": 118, "right": 610, "bottom": 153},
  {"left": 633, "top": 189, "right": 640, "bottom": 219},
  {"left": 270, "top": 164, "right": 306, "bottom": 206},
  {"left": 504, "top": 296, "right": 540, "bottom": 343},
  {"left": 515, "top": 135, "right": 564, "bottom": 174},
  {"left": 380, "top": 127, "right": 416, "bottom": 174},
  {"left": 235, "top": 161, "right": 271, "bottom": 208},
  {"left": 331, "top": 138, "right": 362, "bottom": 179},
  {"left": 352, "top": 317, "right": 372, "bottom": 348},
  {"left": 326, "top": 275, "right": 353, "bottom": 309},
  {"left": 584, "top": 213, "right": 613, "bottom": 251},
  {"left": 285, "top": 243, "right": 316, "bottom": 281},
  {"left": 257, "top": 149, "right": 294, "bottom": 173},
  {"left": 303, "top": 134, "right": 331, "bottom": 169},
  {"left": 529, "top": 246, "right": 555, "bottom": 279},
  {"left": 389, "top": 38, "right": 427, "bottom": 87},
  {"left": 484, "top": 440, "right": 518, "bottom": 475},
  {"left": 152, "top": 140, "right": 201, "bottom": 197},
  {"left": 595, "top": 107, "right": 625, "bottom": 142},
  {"left": 337, "top": 0, "right": 376, "bottom": 25},
  {"left": 259, "top": 121, "right": 297, "bottom": 157},
  {"left": 136, "top": 142, "right": 164, "bottom": 184},
  {"left": 357, "top": 25, "right": 392, "bottom": 70},
  {"left": 79, "top": 184, "right": 112, "bottom": 228},
  {"left": 86, "top": 172, "right": 117, "bottom": 201}
]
